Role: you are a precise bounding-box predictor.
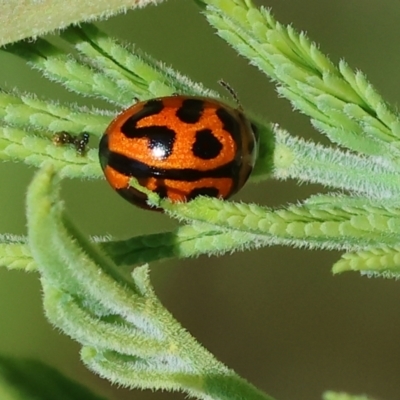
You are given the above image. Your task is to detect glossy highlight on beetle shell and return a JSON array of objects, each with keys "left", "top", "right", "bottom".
[{"left": 99, "top": 95, "right": 258, "bottom": 210}]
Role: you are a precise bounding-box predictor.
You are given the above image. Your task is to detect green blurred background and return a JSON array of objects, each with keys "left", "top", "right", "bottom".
[{"left": 1, "top": 1, "right": 400, "bottom": 399}]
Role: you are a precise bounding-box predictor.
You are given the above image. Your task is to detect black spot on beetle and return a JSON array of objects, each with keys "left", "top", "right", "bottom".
[
  {"left": 145, "top": 127, "right": 176, "bottom": 160},
  {"left": 187, "top": 187, "right": 220, "bottom": 200},
  {"left": 192, "top": 129, "right": 222, "bottom": 160},
  {"left": 121, "top": 99, "right": 164, "bottom": 136},
  {"left": 154, "top": 184, "right": 168, "bottom": 199},
  {"left": 122, "top": 122, "right": 177, "bottom": 160},
  {"left": 176, "top": 99, "right": 204, "bottom": 123},
  {"left": 216, "top": 107, "right": 241, "bottom": 142}
]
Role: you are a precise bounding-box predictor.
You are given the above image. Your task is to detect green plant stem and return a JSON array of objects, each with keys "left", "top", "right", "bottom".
[{"left": 273, "top": 127, "right": 400, "bottom": 200}]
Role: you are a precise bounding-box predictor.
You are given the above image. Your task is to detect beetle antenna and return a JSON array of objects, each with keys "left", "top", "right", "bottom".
[{"left": 218, "top": 80, "right": 242, "bottom": 109}]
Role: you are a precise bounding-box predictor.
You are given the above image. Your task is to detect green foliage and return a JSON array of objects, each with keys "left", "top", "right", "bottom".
[
  {"left": 0, "top": 0, "right": 397, "bottom": 399},
  {"left": 323, "top": 392, "right": 376, "bottom": 400},
  {"left": 0, "top": 356, "right": 107, "bottom": 400},
  {"left": 0, "top": 0, "right": 166, "bottom": 47},
  {"left": 26, "top": 163, "right": 272, "bottom": 399}
]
